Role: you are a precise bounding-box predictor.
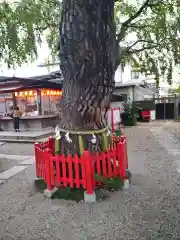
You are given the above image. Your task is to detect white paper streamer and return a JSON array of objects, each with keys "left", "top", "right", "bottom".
[
  {"left": 91, "top": 134, "right": 97, "bottom": 144},
  {"left": 65, "top": 132, "right": 72, "bottom": 143},
  {"left": 106, "top": 130, "right": 110, "bottom": 136},
  {"left": 55, "top": 126, "right": 61, "bottom": 140}
]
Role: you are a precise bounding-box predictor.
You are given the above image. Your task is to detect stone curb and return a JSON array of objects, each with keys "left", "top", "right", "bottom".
[{"left": 0, "top": 139, "right": 46, "bottom": 144}]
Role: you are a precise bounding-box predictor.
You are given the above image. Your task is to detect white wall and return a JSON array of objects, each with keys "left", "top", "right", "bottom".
[
  {"left": 114, "top": 65, "right": 123, "bottom": 82},
  {"left": 115, "top": 63, "right": 156, "bottom": 85},
  {"left": 134, "top": 88, "right": 143, "bottom": 101},
  {"left": 134, "top": 86, "right": 154, "bottom": 101},
  {"left": 132, "top": 71, "right": 145, "bottom": 81},
  {"left": 115, "top": 64, "right": 132, "bottom": 83},
  {"left": 158, "top": 85, "right": 170, "bottom": 97}
]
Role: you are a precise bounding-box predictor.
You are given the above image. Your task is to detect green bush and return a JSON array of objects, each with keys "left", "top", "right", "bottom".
[
  {"left": 123, "top": 101, "right": 137, "bottom": 126},
  {"left": 176, "top": 116, "right": 180, "bottom": 121}
]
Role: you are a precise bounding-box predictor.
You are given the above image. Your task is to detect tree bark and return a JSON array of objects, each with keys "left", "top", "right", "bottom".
[
  {"left": 59, "top": 0, "right": 115, "bottom": 130},
  {"left": 57, "top": 0, "right": 116, "bottom": 155}
]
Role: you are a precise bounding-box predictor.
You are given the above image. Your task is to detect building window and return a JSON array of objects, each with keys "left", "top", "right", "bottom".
[
  {"left": 132, "top": 71, "right": 139, "bottom": 79},
  {"left": 111, "top": 94, "right": 127, "bottom": 102},
  {"left": 121, "top": 94, "right": 127, "bottom": 101}
]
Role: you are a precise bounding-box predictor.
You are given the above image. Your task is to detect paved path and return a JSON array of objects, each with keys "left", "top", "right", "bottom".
[
  {"left": 0, "top": 154, "right": 35, "bottom": 185},
  {"left": 0, "top": 142, "right": 34, "bottom": 156},
  {"left": 0, "top": 142, "right": 34, "bottom": 185},
  {"left": 0, "top": 122, "right": 180, "bottom": 239}
]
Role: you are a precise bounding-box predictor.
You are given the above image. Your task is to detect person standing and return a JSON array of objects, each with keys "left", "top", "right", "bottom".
[{"left": 11, "top": 106, "right": 22, "bottom": 132}]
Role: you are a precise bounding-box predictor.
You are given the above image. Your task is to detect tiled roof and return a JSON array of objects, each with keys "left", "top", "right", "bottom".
[{"left": 0, "top": 70, "right": 63, "bottom": 83}]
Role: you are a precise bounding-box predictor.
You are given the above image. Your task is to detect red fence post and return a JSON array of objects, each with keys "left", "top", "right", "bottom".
[
  {"left": 121, "top": 136, "right": 128, "bottom": 169},
  {"left": 84, "top": 150, "right": 93, "bottom": 194},
  {"left": 48, "top": 136, "right": 54, "bottom": 153},
  {"left": 117, "top": 142, "right": 126, "bottom": 180},
  {"left": 44, "top": 149, "right": 54, "bottom": 191},
  {"left": 34, "top": 142, "right": 40, "bottom": 177},
  {"left": 120, "top": 135, "right": 126, "bottom": 142}
]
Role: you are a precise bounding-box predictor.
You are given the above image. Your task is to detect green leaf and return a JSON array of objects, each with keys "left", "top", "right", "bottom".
[{"left": 1, "top": 0, "right": 180, "bottom": 86}]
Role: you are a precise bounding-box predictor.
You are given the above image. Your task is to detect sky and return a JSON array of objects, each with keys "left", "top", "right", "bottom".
[{"left": 0, "top": 41, "right": 54, "bottom": 77}]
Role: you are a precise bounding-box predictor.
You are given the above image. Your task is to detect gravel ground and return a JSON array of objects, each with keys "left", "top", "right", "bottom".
[{"left": 0, "top": 122, "right": 180, "bottom": 239}]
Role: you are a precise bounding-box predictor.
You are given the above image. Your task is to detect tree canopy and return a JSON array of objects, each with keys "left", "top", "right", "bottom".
[{"left": 1, "top": 0, "right": 180, "bottom": 85}]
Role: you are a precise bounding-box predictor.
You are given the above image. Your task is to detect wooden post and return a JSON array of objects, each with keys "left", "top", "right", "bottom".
[
  {"left": 37, "top": 89, "right": 42, "bottom": 115},
  {"left": 55, "top": 139, "right": 60, "bottom": 154},
  {"left": 101, "top": 132, "right": 108, "bottom": 152},
  {"left": 78, "top": 135, "right": 84, "bottom": 155},
  {"left": 12, "top": 92, "right": 17, "bottom": 109},
  {"left": 111, "top": 108, "right": 114, "bottom": 133}
]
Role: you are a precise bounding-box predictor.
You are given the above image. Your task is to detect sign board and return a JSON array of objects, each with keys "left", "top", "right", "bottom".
[{"left": 107, "top": 108, "right": 121, "bottom": 129}]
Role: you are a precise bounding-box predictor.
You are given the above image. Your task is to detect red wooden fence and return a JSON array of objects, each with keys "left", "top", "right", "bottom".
[{"left": 35, "top": 136, "right": 128, "bottom": 194}]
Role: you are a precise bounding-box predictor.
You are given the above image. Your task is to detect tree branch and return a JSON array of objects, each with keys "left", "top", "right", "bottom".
[
  {"left": 117, "top": 0, "right": 151, "bottom": 42},
  {"left": 123, "top": 0, "right": 150, "bottom": 25},
  {"left": 115, "top": 40, "right": 158, "bottom": 65},
  {"left": 114, "top": 39, "right": 157, "bottom": 68},
  {"left": 34, "top": 23, "right": 58, "bottom": 31},
  {"left": 127, "top": 24, "right": 151, "bottom": 28},
  {"left": 125, "top": 40, "right": 155, "bottom": 51},
  {"left": 125, "top": 44, "right": 158, "bottom": 55}
]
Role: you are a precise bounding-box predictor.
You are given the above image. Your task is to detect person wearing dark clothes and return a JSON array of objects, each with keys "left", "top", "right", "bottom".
[{"left": 12, "top": 107, "right": 22, "bottom": 132}]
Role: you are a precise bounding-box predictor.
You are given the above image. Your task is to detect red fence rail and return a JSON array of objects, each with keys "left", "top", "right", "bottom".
[{"left": 35, "top": 136, "right": 128, "bottom": 194}]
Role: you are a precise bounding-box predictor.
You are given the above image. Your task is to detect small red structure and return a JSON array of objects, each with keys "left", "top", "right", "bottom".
[
  {"left": 141, "top": 110, "right": 151, "bottom": 121},
  {"left": 34, "top": 136, "right": 128, "bottom": 195}
]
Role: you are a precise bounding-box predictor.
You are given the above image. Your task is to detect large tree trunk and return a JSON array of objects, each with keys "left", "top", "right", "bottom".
[{"left": 57, "top": 0, "right": 116, "bottom": 155}]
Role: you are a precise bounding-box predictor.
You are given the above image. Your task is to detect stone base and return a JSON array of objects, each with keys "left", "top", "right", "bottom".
[
  {"left": 84, "top": 191, "right": 96, "bottom": 203},
  {"left": 44, "top": 187, "right": 58, "bottom": 198},
  {"left": 123, "top": 179, "right": 130, "bottom": 189}
]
